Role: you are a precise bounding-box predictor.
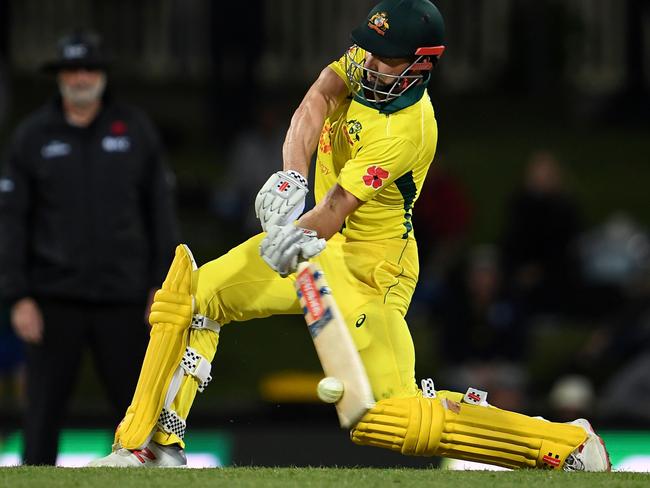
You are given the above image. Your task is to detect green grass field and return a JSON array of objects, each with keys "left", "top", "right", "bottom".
[{"left": 1, "top": 467, "right": 649, "bottom": 488}]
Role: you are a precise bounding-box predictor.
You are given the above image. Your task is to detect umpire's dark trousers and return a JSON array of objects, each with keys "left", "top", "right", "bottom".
[{"left": 23, "top": 299, "right": 149, "bottom": 465}]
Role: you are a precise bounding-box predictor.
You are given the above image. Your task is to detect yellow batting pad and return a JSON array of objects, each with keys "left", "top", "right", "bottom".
[
  {"left": 351, "top": 396, "right": 588, "bottom": 470},
  {"left": 116, "top": 245, "right": 196, "bottom": 450},
  {"left": 351, "top": 397, "right": 444, "bottom": 455},
  {"left": 152, "top": 327, "right": 220, "bottom": 448},
  {"left": 149, "top": 289, "right": 193, "bottom": 328}
]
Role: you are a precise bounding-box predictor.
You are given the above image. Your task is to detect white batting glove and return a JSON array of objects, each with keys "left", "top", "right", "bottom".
[
  {"left": 260, "top": 224, "right": 326, "bottom": 277},
  {"left": 255, "top": 170, "right": 308, "bottom": 231}
]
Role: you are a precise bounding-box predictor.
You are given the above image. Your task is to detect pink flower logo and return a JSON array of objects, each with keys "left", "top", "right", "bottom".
[{"left": 362, "top": 166, "right": 389, "bottom": 189}]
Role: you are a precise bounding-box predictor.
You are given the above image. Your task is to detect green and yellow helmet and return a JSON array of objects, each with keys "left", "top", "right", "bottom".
[{"left": 346, "top": 0, "right": 445, "bottom": 107}]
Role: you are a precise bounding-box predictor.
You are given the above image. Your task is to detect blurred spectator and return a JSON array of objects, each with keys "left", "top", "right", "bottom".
[
  {"left": 412, "top": 161, "right": 472, "bottom": 309},
  {"left": 563, "top": 260, "right": 650, "bottom": 426},
  {"left": 0, "top": 30, "right": 179, "bottom": 465},
  {"left": 576, "top": 213, "right": 650, "bottom": 318},
  {"left": 436, "top": 245, "right": 528, "bottom": 412},
  {"left": 548, "top": 374, "right": 595, "bottom": 423},
  {"left": 579, "top": 214, "right": 650, "bottom": 287},
  {"left": 211, "top": 103, "right": 286, "bottom": 239},
  {"left": 501, "top": 151, "right": 583, "bottom": 317}
]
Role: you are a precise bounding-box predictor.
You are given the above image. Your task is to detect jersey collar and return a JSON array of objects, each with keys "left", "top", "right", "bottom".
[{"left": 353, "top": 82, "right": 428, "bottom": 115}]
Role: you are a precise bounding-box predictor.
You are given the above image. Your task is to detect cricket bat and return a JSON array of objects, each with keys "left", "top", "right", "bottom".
[{"left": 295, "top": 261, "right": 376, "bottom": 428}]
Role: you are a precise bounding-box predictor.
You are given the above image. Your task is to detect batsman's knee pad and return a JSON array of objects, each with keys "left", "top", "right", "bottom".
[
  {"left": 115, "top": 244, "right": 221, "bottom": 450},
  {"left": 351, "top": 385, "right": 588, "bottom": 470}
]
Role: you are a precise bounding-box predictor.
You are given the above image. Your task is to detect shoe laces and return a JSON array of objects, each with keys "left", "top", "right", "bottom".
[{"left": 563, "top": 449, "right": 585, "bottom": 471}]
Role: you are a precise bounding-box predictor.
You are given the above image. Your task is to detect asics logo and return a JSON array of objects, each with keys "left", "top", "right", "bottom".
[{"left": 356, "top": 314, "right": 366, "bottom": 327}]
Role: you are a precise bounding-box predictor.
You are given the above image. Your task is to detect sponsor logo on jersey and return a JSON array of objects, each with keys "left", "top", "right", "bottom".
[
  {"left": 41, "top": 140, "right": 71, "bottom": 159},
  {"left": 102, "top": 136, "right": 131, "bottom": 152},
  {"left": 368, "top": 12, "right": 389, "bottom": 36},
  {"left": 362, "top": 165, "right": 389, "bottom": 189}
]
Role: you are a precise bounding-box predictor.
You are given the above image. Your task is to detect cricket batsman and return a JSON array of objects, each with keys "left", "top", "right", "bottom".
[{"left": 90, "top": 0, "right": 610, "bottom": 471}]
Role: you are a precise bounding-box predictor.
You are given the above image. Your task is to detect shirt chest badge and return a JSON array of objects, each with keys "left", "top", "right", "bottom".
[
  {"left": 103, "top": 119, "right": 131, "bottom": 153},
  {"left": 41, "top": 140, "right": 71, "bottom": 159},
  {"left": 343, "top": 119, "right": 363, "bottom": 146},
  {"left": 102, "top": 135, "right": 131, "bottom": 152}
]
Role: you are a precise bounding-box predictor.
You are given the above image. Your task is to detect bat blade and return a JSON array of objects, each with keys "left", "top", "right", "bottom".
[{"left": 295, "top": 261, "right": 375, "bottom": 428}]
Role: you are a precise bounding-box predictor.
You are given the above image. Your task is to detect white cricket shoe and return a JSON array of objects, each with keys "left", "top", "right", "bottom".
[
  {"left": 87, "top": 442, "right": 187, "bottom": 468},
  {"left": 563, "top": 418, "right": 611, "bottom": 472}
]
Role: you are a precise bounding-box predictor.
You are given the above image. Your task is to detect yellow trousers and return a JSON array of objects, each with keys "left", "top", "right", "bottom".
[{"left": 196, "top": 231, "right": 420, "bottom": 401}]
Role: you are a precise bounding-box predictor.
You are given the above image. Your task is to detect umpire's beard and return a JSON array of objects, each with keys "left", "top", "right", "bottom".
[{"left": 59, "top": 74, "right": 107, "bottom": 107}]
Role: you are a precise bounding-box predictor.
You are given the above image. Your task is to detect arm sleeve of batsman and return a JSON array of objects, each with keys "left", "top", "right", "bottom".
[
  {"left": 0, "top": 129, "right": 31, "bottom": 303},
  {"left": 338, "top": 137, "right": 420, "bottom": 203}
]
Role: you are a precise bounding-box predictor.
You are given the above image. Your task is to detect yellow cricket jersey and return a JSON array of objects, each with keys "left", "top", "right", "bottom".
[{"left": 315, "top": 47, "right": 438, "bottom": 241}]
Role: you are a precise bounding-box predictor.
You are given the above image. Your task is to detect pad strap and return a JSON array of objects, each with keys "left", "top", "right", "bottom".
[
  {"left": 191, "top": 314, "right": 221, "bottom": 333},
  {"left": 180, "top": 347, "right": 212, "bottom": 392},
  {"left": 157, "top": 407, "right": 187, "bottom": 440},
  {"left": 421, "top": 378, "right": 437, "bottom": 398}
]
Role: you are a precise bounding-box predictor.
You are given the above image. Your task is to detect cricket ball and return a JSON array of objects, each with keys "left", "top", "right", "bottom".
[{"left": 317, "top": 377, "right": 344, "bottom": 403}]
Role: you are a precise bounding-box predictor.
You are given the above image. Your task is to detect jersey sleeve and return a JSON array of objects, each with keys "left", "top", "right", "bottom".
[
  {"left": 328, "top": 46, "right": 365, "bottom": 93},
  {"left": 337, "top": 137, "right": 419, "bottom": 202}
]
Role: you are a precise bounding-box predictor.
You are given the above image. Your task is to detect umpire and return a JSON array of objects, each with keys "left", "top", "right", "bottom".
[{"left": 0, "top": 30, "right": 179, "bottom": 465}]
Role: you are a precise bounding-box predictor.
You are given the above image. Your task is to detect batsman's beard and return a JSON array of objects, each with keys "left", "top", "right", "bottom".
[{"left": 362, "top": 73, "right": 403, "bottom": 101}]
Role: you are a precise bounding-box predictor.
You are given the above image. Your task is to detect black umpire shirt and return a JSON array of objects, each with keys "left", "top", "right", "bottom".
[{"left": 0, "top": 95, "right": 179, "bottom": 305}]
